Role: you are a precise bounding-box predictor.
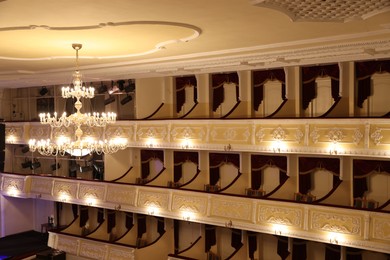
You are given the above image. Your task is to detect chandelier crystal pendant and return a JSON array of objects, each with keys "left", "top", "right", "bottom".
[{"left": 29, "top": 44, "right": 127, "bottom": 157}]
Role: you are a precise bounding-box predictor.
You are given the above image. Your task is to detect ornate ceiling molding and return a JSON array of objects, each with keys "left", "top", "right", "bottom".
[
  {"left": 0, "top": 21, "right": 201, "bottom": 61},
  {"left": 250, "top": 0, "right": 390, "bottom": 22}
]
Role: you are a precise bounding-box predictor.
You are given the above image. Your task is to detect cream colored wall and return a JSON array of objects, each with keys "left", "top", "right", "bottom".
[
  {"left": 369, "top": 73, "right": 390, "bottom": 117},
  {"left": 135, "top": 77, "right": 165, "bottom": 119},
  {"left": 0, "top": 196, "right": 34, "bottom": 237},
  {"left": 104, "top": 148, "right": 133, "bottom": 181}
]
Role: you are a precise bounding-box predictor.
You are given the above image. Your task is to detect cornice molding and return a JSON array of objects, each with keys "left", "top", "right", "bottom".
[{"left": 1, "top": 36, "right": 389, "bottom": 88}]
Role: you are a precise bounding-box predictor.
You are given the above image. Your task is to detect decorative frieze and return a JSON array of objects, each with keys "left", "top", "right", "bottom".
[
  {"left": 107, "top": 246, "right": 135, "bottom": 260},
  {"left": 210, "top": 197, "right": 252, "bottom": 221},
  {"left": 106, "top": 185, "right": 136, "bottom": 206},
  {"left": 30, "top": 177, "right": 53, "bottom": 195},
  {"left": 5, "top": 119, "right": 390, "bottom": 156},
  {"left": 171, "top": 193, "right": 208, "bottom": 215},
  {"left": 257, "top": 204, "right": 302, "bottom": 228},
  {"left": 137, "top": 190, "right": 169, "bottom": 210},
  {"left": 78, "top": 183, "right": 106, "bottom": 201},
  {"left": 310, "top": 210, "right": 362, "bottom": 236},
  {"left": 53, "top": 180, "right": 78, "bottom": 201},
  {"left": 372, "top": 215, "right": 390, "bottom": 241},
  {"left": 56, "top": 236, "right": 79, "bottom": 255},
  {"left": 79, "top": 240, "right": 106, "bottom": 260},
  {"left": 2, "top": 175, "right": 25, "bottom": 193}
]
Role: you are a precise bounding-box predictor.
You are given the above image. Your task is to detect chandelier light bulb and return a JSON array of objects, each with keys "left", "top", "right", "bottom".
[{"left": 29, "top": 43, "right": 126, "bottom": 156}]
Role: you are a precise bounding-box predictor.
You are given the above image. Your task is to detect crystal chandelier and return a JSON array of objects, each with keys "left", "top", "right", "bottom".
[{"left": 29, "top": 44, "right": 127, "bottom": 157}]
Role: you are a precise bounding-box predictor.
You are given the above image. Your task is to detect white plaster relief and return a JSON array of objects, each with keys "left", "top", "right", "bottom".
[
  {"left": 210, "top": 198, "right": 252, "bottom": 221},
  {"left": 79, "top": 241, "right": 106, "bottom": 260},
  {"left": 171, "top": 194, "right": 208, "bottom": 215},
  {"left": 78, "top": 183, "right": 106, "bottom": 200},
  {"left": 311, "top": 211, "right": 361, "bottom": 235},
  {"left": 53, "top": 181, "right": 78, "bottom": 199},
  {"left": 258, "top": 205, "right": 302, "bottom": 227},
  {"left": 107, "top": 247, "right": 135, "bottom": 260},
  {"left": 138, "top": 190, "right": 169, "bottom": 209},
  {"left": 56, "top": 237, "right": 79, "bottom": 255},
  {"left": 3, "top": 177, "right": 24, "bottom": 192},
  {"left": 106, "top": 186, "right": 136, "bottom": 206},
  {"left": 251, "top": 0, "right": 390, "bottom": 22},
  {"left": 30, "top": 178, "right": 53, "bottom": 194},
  {"left": 373, "top": 216, "right": 390, "bottom": 241}
]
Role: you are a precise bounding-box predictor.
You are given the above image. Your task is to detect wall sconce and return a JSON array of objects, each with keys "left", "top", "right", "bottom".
[
  {"left": 272, "top": 140, "right": 286, "bottom": 153},
  {"left": 59, "top": 192, "right": 69, "bottom": 202},
  {"left": 181, "top": 138, "right": 192, "bottom": 149},
  {"left": 146, "top": 138, "right": 156, "bottom": 148},
  {"left": 182, "top": 211, "right": 194, "bottom": 221},
  {"left": 273, "top": 224, "right": 286, "bottom": 235},
  {"left": 147, "top": 206, "right": 159, "bottom": 216},
  {"left": 329, "top": 142, "right": 340, "bottom": 155},
  {"left": 86, "top": 197, "right": 96, "bottom": 206},
  {"left": 7, "top": 186, "right": 19, "bottom": 197},
  {"left": 115, "top": 204, "right": 121, "bottom": 211},
  {"left": 6, "top": 135, "right": 16, "bottom": 144},
  {"left": 328, "top": 232, "right": 342, "bottom": 244},
  {"left": 225, "top": 220, "right": 233, "bottom": 228},
  {"left": 224, "top": 144, "right": 232, "bottom": 151}
]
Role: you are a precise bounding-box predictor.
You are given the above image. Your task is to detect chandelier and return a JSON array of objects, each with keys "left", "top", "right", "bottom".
[{"left": 29, "top": 44, "right": 127, "bottom": 157}]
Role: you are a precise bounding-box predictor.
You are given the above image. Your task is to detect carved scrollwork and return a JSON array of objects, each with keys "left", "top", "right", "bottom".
[
  {"left": 210, "top": 198, "right": 252, "bottom": 221},
  {"left": 272, "top": 126, "right": 286, "bottom": 141},
  {"left": 258, "top": 206, "right": 302, "bottom": 227},
  {"left": 371, "top": 128, "right": 383, "bottom": 145},
  {"left": 311, "top": 211, "right": 361, "bottom": 235},
  {"left": 327, "top": 128, "right": 345, "bottom": 143}
]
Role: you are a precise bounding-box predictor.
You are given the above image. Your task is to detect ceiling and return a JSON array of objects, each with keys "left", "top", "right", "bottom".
[{"left": 0, "top": 0, "right": 389, "bottom": 88}]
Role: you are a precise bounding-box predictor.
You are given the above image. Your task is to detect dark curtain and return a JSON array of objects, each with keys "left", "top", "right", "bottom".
[
  {"left": 125, "top": 212, "right": 134, "bottom": 229},
  {"left": 346, "top": 247, "right": 363, "bottom": 260},
  {"left": 231, "top": 229, "right": 243, "bottom": 250},
  {"left": 299, "top": 157, "right": 340, "bottom": 194},
  {"left": 292, "top": 239, "right": 307, "bottom": 260},
  {"left": 251, "top": 155, "right": 287, "bottom": 190},
  {"left": 355, "top": 60, "right": 390, "bottom": 108},
  {"left": 174, "top": 151, "right": 199, "bottom": 182},
  {"left": 353, "top": 159, "right": 390, "bottom": 198},
  {"left": 252, "top": 69, "right": 286, "bottom": 111},
  {"left": 301, "top": 64, "right": 340, "bottom": 110},
  {"left": 247, "top": 231, "right": 257, "bottom": 259},
  {"left": 107, "top": 209, "right": 116, "bottom": 233},
  {"left": 277, "top": 236, "right": 290, "bottom": 260},
  {"left": 72, "top": 204, "right": 78, "bottom": 219},
  {"left": 141, "top": 149, "right": 164, "bottom": 179},
  {"left": 205, "top": 224, "right": 216, "bottom": 252},
  {"left": 156, "top": 217, "right": 165, "bottom": 236},
  {"left": 212, "top": 72, "right": 239, "bottom": 111},
  {"left": 97, "top": 208, "right": 104, "bottom": 224},
  {"left": 174, "top": 220, "right": 179, "bottom": 254},
  {"left": 79, "top": 206, "right": 89, "bottom": 227},
  {"left": 176, "top": 76, "right": 197, "bottom": 113},
  {"left": 325, "top": 244, "right": 341, "bottom": 260},
  {"left": 137, "top": 214, "right": 147, "bottom": 238},
  {"left": 173, "top": 164, "right": 182, "bottom": 183},
  {"left": 209, "top": 167, "right": 220, "bottom": 186},
  {"left": 209, "top": 153, "right": 240, "bottom": 185}
]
